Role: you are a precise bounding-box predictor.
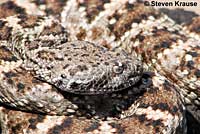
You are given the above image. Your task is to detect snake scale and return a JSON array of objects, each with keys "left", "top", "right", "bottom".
[{"left": 0, "top": 0, "right": 200, "bottom": 134}]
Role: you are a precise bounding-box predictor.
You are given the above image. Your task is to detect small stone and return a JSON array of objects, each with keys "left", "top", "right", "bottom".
[
  {"left": 67, "top": 109, "right": 76, "bottom": 113},
  {"left": 185, "top": 54, "right": 193, "bottom": 61},
  {"left": 184, "top": 97, "right": 192, "bottom": 104},
  {"left": 36, "top": 102, "right": 44, "bottom": 108},
  {"left": 194, "top": 100, "right": 200, "bottom": 106},
  {"left": 188, "top": 92, "right": 198, "bottom": 100},
  {"left": 51, "top": 94, "right": 63, "bottom": 103}
]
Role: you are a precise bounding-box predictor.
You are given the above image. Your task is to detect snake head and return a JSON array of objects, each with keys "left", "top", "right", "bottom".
[{"left": 34, "top": 41, "right": 143, "bottom": 95}]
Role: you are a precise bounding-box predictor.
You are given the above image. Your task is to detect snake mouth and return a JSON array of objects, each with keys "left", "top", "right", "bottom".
[
  {"left": 118, "top": 75, "right": 142, "bottom": 90},
  {"left": 73, "top": 75, "right": 142, "bottom": 95}
]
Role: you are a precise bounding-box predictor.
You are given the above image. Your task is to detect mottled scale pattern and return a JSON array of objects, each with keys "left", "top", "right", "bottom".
[{"left": 0, "top": 0, "right": 199, "bottom": 134}]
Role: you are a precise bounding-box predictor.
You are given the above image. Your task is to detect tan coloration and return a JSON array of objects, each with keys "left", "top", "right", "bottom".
[
  {"left": 29, "top": 41, "right": 142, "bottom": 94},
  {"left": 40, "top": 21, "right": 65, "bottom": 36},
  {"left": 90, "top": 27, "right": 105, "bottom": 40},
  {"left": 0, "top": 108, "right": 41, "bottom": 134},
  {"left": 0, "top": 72, "right": 185, "bottom": 134},
  {"left": 78, "top": 0, "right": 107, "bottom": 23},
  {"left": 0, "top": 65, "right": 79, "bottom": 115},
  {"left": 110, "top": 3, "right": 158, "bottom": 39},
  {"left": 0, "top": 1, "right": 25, "bottom": 18},
  {"left": 120, "top": 73, "right": 185, "bottom": 134},
  {"left": 17, "top": 15, "right": 41, "bottom": 28},
  {"left": 125, "top": 14, "right": 200, "bottom": 123},
  {"left": 135, "top": 29, "right": 183, "bottom": 62},
  {"left": 0, "top": 46, "right": 78, "bottom": 115},
  {"left": 0, "top": 0, "right": 200, "bottom": 133},
  {"left": 139, "top": 75, "right": 181, "bottom": 112},
  {"left": 137, "top": 29, "right": 200, "bottom": 107},
  {"left": 40, "top": 0, "right": 67, "bottom": 16},
  {"left": 3, "top": 73, "right": 78, "bottom": 115},
  {"left": 76, "top": 27, "right": 87, "bottom": 40},
  {"left": 185, "top": 17, "right": 200, "bottom": 34},
  {"left": 0, "top": 21, "right": 12, "bottom": 40},
  {"left": 37, "top": 50, "right": 55, "bottom": 61},
  {"left": 0, "top": 46, "right": 16, "bottom": 61}
]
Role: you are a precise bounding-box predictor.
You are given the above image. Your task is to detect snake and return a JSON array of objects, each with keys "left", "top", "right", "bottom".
[{"left": 0, "top": 0, "right": 199, "bottom": 134}]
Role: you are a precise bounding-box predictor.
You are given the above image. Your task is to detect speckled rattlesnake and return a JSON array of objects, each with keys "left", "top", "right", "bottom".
[{"left": 0, "top": 0, "right": 199, "bottom": 134}]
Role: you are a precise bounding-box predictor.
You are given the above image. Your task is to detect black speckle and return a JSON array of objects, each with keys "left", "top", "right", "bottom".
[
  {"left": 28, "top": 115, "right": 45, "bottom": 130},
  {"left": 28, "top": 118, "right": 37, "bottom": 129},
  {"left": 141, "top": 14, "right": 148, "bottom": 20},
  {"left": 0, "top": 20, "right": 6, "bottom": 28},
  {"left": 17, "top": 82, "right": 25, "bottom": 90},
  {"left": 152, "top": 27, "right": 158, "bottom": 33},
  {"left": 55, "top": 57, "right": 64, "bottom": 61},
  {"left": 155, "top": 127, "right": 160, "bottom": 133},
  {"left": 97, "top": 5, "right": 104, "bottom": 11},
  {"left": 2, "top": 1, "right": 25, "bottom": 14},
  {"left": 68, "top": 57, "right": 72, "bottom": 61},
  {"left": 37, "top": 115, "right": 45, "bottom": 122},
  {"left": 124, "top": 23, "right": 131, "bottom": 30},
  {"left": 92, "top": 64, "right": 98, "bottom": 67},
  {"left": 70, "top": 82, "right": 79, "bottom": 89},
  {"left": 108, "top": 24, "right": 114, "bottom": 31},
  {"left": 56, "top": 80, "right": 63, "bottom": 87},
  {"left": 11, "top": 123, "right": 23, "bottom": 133},
  {"left": 186, "top": 51, "right": 198, "bottom": 57},
  {"left": 152, "top": 119, "right": 162, "bottom": 127},
  {"left": 4, "top": 71, "right": 17, "bottom": 78},
  {"left": 139, "top": 103, "right": 149, "bottom": 108},
  {"left": 136, "top": 34, "right": 145, "bottom": 42},
  {"left": 113, "top": 13, "right": 121, "bottom": 20},
  {"left": 84, "top": 122, "right": 100, "bottom": 132},
  {"left": 194, "top": 69, "right": 200, "bottom": 78},
  {"left": 152, "top": 103, "right": 169, "bottom": 111},
  {"left": 63, "top": 64, "right": 70, "bottom": 69},
  {"left": 171, "top": 106, "right": 178, "bottom": 115},
  {"left": 73, "top": 53, "right": 78, "bottom": 57},
  {"left": 104, "top": 62, "right": 109, "bottom": 66},
  {"left": 62, "top": 118, "right": 72, "bottom": 128},
  {"left": 94, "top": 53, "right": 101, "bottom": 57},
  {"left": 132, "top": 18, "right": 141, "bottom": 23},
  {"left": 161, "top": 41, "right": 170, "bottom": 48},
  {"left": 102, "top": 0, "right": 110, "bottom": 3},
  {"left": 137, "top": 114, "right": 146, "bottom": 122},
  {"left": 71, "top": 43, "right": 76, "bottom": 47},
  {"left": 125, "top": 2, "right": 134, "bottom": 10},
  {"left": 33, "top": 0, "right": 46, "bottom": 5},
  {"left": 0, "top": 46, "right": 9, "bottom": 52},
  {"left": 47, "top": 66, "right": 53, "bottom": 70},
  {"left": 81, "top": 46, "right": 87, "bottom": 50},
  {"left": 77, "top": 65, "right": 88, "bottom": 71},
  {"left": 89, "top": 61, "right": 94, "bottom": 64},
  {"left": 47, "top": 118, "right": 73, "bottom": 134},
  {"left": 7, "top": 79, "right": 14, "bottom": 85},
  {"left": 109, "top": 123, "right": 125, "bottom": 134},
  {"left": 81, "top": 53, "right": 89, "bottom": 57},
  {"left": 45, "top": 118, "right": 72, "bottom": 134},
  {"left": 10, "top": 56, "right": 18, "bottom": 62},
  {"left": 116, "top": 53, "right": 120, "bottom": 56},
  {"left": 186, "top": 60, "right": 195, "bottom": 69}
]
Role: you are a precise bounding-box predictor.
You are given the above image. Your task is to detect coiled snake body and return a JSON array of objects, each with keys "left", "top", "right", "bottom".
[{"left": 0, "top": 0, "right": 199, "bottom": 134}]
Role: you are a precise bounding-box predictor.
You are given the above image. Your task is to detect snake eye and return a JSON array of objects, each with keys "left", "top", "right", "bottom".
[{"left": 113, "top": 62, "right": 124, "bottom": 74}]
